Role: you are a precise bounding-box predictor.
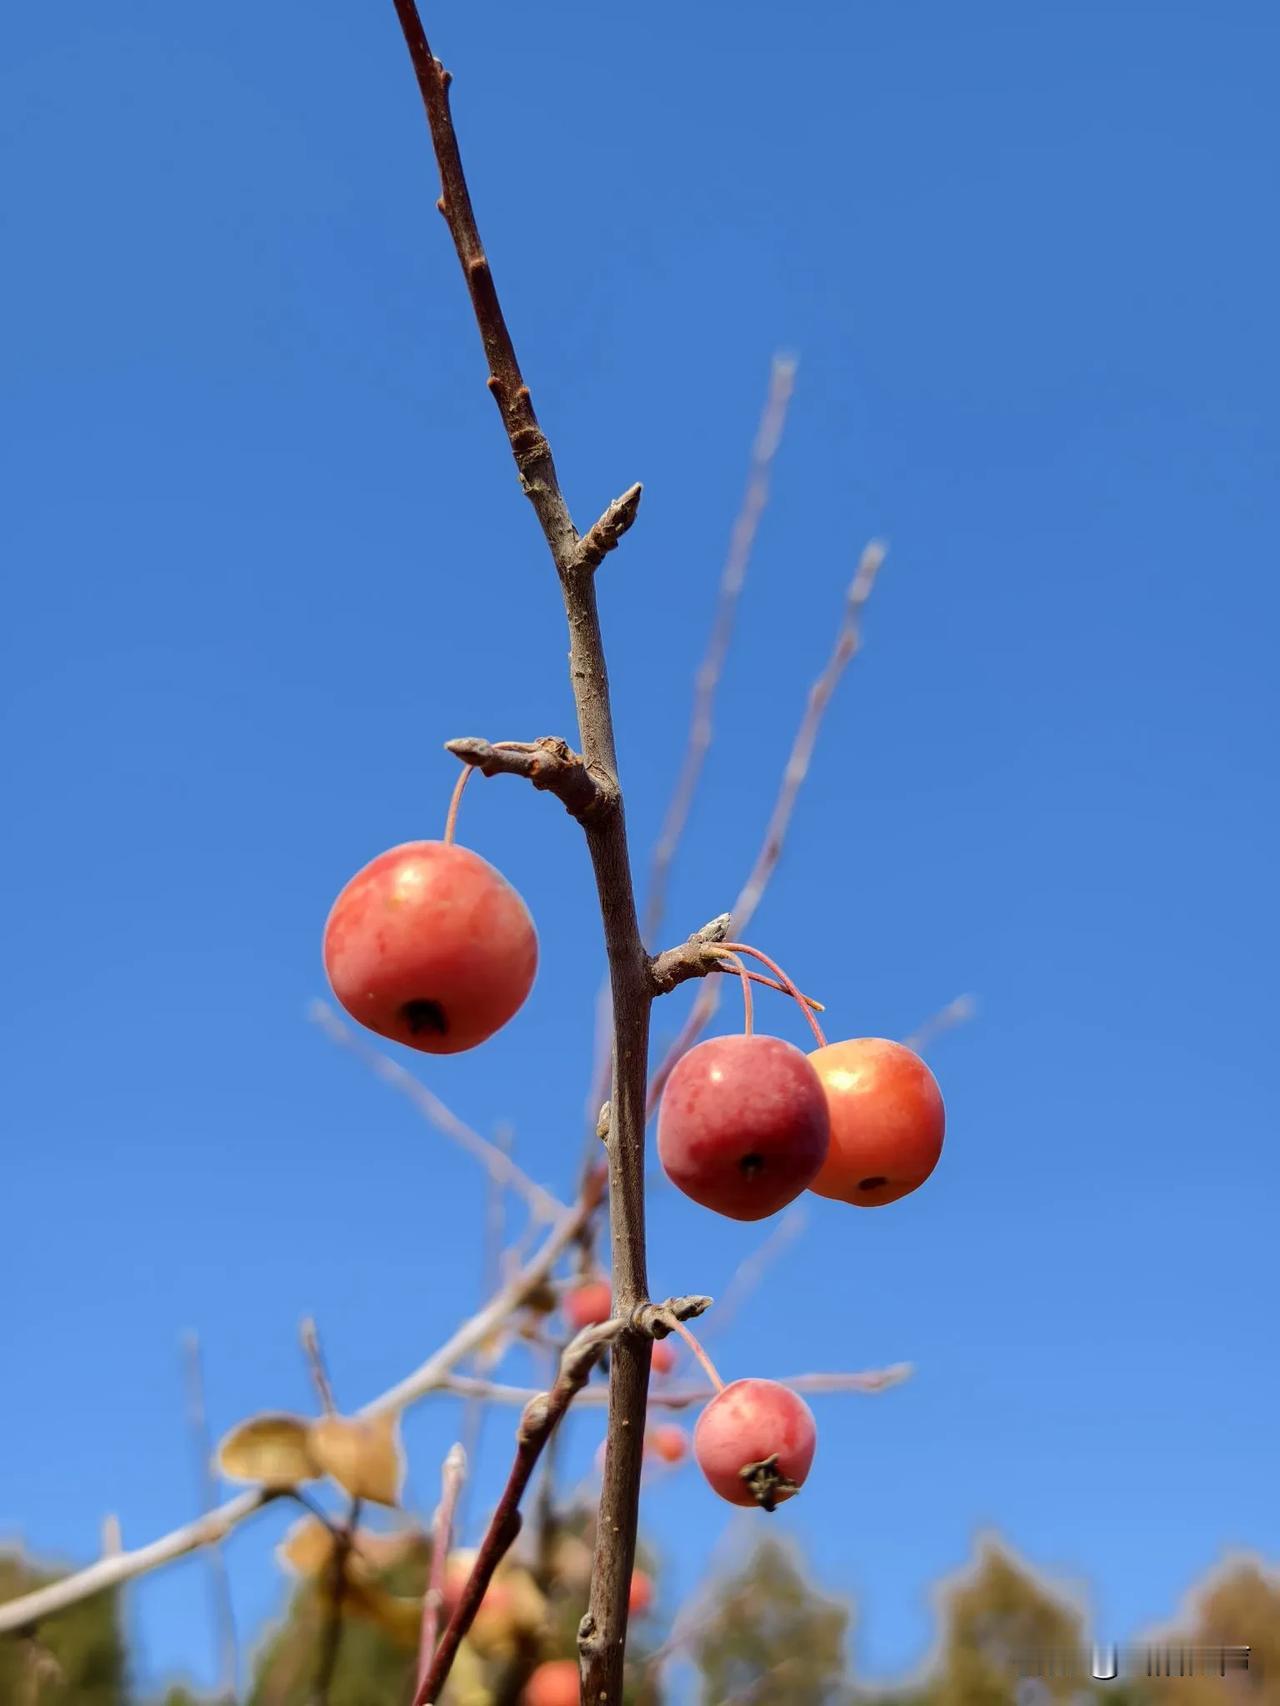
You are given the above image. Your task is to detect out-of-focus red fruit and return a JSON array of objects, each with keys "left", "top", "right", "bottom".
[
  {"left": 646, "top": 1423, "right": 689, "bottom": 1465},
  {"left": 808, "top": 1038, "right": 945, "bottom": 1206},
  {"left": 693, "top": 1378, "right": 816, "bottom": 1510},
  {"left": 522, "top": 1658, "right": 579, "bottom": 1706},
  {"left": 650, "top": 1340, "right": 677, "bottom": 1377},
  {"left": 563, "top": 1279, "right": 613, "bottom": 1333},
  {"left": 629, "top": 1569, "right": 654, "bottom": 1617},
  {"left": 323, "top": 840, "right": 537, "bottom": 1055},
  {"left": 656, "top": 1034, "right": 829, "bottom": 1220}
]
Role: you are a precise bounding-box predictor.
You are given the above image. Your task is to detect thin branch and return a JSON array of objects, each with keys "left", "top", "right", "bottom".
[
  {"left": 0, "top": 1168, "right": 605, "bottom": 1636},
  {"left": 412, "top": 1299, "right": 710, "bottom": 1706},
  {"left": 444, "top": 735, "right": 608, "bottom": 823},
  {"left": 388, "top": 10, "right": 657, "bottom": 1699},
  {"left": 902, "top": 992, "right": 977, "bottom": 1055},
  {"left": 309, "top": 1001, "right": 568, "bottom": 1225},
  {"left": 648, "top": 542, "right": 886, "bottom": 1107},
  {"left": 418, "top": 1443, "right": 467, "bottom": 1690},
  {"left": 411, "top": 1328, "right": 602, "bottom": 1706},
  {"left": 643, "top": 353, "right": 798, "bottom": 948},
  {"left": 310, "top": 1497, "right": 361, "bottom": 1706},
  {"left": 181, "top": 1332, "right": 239, "bottom": 1705},
  {"left": 701, "top": 1206, "right": 807, "bottom": 1342},
  {"left": 300, "top": 1317, "right": 338, "bottom": 1416},
  {"left": 427, "top": 1362, "right": 912, "bottom": 1411}
]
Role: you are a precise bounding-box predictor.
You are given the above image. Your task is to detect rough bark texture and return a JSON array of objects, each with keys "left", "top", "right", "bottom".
[{"left": 388, "top": 6, "right": 658, "bottom": 1696}]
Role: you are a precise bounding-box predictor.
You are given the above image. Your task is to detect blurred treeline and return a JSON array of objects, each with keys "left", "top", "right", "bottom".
[{"left": 2, "top": 1527, "right": 1276, "bottom": 1706}]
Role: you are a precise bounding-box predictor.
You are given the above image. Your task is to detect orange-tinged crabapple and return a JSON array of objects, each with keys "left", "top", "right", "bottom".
[
  {"left": 656, "top": 1034, "right": 829, "bottom": 1220},
  {"left": 808, "top": 1038, "right": 945, "bottom": 1207},
  {"left": 693, "top": 1378, "right": 816, "bottom": 1510},
  {"left": 562, "top": 1279, "right": 613, "bottom": 1333},
  {"left": 323, "top": 841, "right": 537, "bottom": 1055},
  {"left": 522, "top": 1659, "right": 579, "bottom": 1706},
  {"left": 646, "top": 1423, "right": 689, "bottom": 1465},
  {"left": 629, "top": 1569, "right": 654, "bottom": 1617}
]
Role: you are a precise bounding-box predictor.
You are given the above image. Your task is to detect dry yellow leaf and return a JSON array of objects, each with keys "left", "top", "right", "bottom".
[
  {"left": 217, "top": 1413, "right": 319, "bottom": 1489},
  {"left": 309, "top": 1411, "right": 404, "bottom": 1507},
  {"left": 277, "top": 1516, "right": 336, "bottom": 1577},
  {"left": 342, "top": 1576, "right": 423, "bottom": 1648}
]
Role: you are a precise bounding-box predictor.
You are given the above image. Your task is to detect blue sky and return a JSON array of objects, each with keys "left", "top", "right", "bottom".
[{"left": 2, "top": 0, "right": 1277, "bottom": 1695}]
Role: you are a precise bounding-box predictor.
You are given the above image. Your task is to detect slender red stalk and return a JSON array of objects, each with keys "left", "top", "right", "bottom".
[
  {"left": 719, "top": 951, "right": 753, "bottom": 1036},
  {"left": 720, "top": 943, "right": 827, "bottom": 1048},
  {"left": 664, "top": 1319, "right": 725, "bottom": 1393},
  {"left": 442, "top": 765, "right": 475, "bottom": 845}
]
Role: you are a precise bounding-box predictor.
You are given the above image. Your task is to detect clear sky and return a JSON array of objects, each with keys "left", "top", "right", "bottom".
[{"left": 3, "top": 0, "right": 1277, "bottom": 1696}]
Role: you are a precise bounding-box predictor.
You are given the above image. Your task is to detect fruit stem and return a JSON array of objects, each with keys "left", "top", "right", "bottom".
[
  {"left": 716, "top": 963, "right": 825, "bottom": 1013},
  {"left": 443, "top": 764, "right": 476, "bottom": 846},
  {"left": 719, "top": 950, "right": 753, "bottom": 1036},
  {"left": 664, "top": 1318, "right": 725, "bottom": 1393},
  {"left": 720, "top": 942, "right": 827, "bottom": 1048}
]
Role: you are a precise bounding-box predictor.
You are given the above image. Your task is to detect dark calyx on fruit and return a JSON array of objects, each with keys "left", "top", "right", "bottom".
[
  {"left": 739, "top": 1452, "right": 801, "bottom": 1513},
  {"left": 400, "top": 999, "right": 448, "bottom": 1036}
]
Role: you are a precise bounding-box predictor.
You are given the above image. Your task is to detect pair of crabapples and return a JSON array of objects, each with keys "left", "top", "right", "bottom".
[
  {"left": 323, "top": 839, "right": 536, "bottom": 1054},
  {"left": 657, "top": 1031, "right": 945, "bottom": 1217}
]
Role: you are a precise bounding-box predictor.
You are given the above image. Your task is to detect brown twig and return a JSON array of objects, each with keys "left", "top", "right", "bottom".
[
  {"left": 0, "top": 1168, "right": 605, "bottom": 1636},
  {"left": 388, "top": 9, "right": 657, "bottom": 1697},
  {"left": 309, "top": 1001, "right": 568, "bottom": 1225},
  {"left": 411, "top": 1299, "right": 707, "bottom": 1706},
  {"left": 648, "top": 542, "right": 887, "bottom": 1108},
  {"left": 445, "top": 736, "right": 608, "bottom": 824},
  {"left": 311, "top": 1497, "right": 361, "bottom": 1706},
  {"left": 181, "top": 1332, "right": 239, "bottom": 1705},
  {"left": 300, "top": 1317, "right": 337, "bottom": 1416},
  {"left": 417, "top": 1443, "right": 467, "bottom": 1689}
]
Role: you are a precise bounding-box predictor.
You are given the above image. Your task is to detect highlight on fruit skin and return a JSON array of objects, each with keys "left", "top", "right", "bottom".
[
  {"left": 323, "top": 839, "right": 537, "bottom": 1055},
  {"left": 656, "top": 1033, "right": 830, "bottom": 1221},
  {"left": 693, "top": 1377, "right": 817, "bottom": 1510},
  {"left": 807, "top": 1037, "right": 945, "bottom": 1207}
]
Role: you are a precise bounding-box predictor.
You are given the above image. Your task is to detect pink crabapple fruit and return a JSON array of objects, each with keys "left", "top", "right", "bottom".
[
  {"left": 646, "top": 1423, "right": 689, "bottom": 1465},
  {"left": 650, "top": 1339, "right": 677, "bottom": 1377},
  {"left": 694, "top": 1377, "right": 817, "bottom": 1510},
  {"left": 323, "top": 840, "right": 537, "bottom": 1055},
  {"left": 808, "top": 1037, "right": 945, "bottom": 1207},
  {"left": 562, "top": 1279, "right": 613, "bottom": 1333},
  {"left": 657, "top": 1034, "right": 830, "bottom": 1221}
]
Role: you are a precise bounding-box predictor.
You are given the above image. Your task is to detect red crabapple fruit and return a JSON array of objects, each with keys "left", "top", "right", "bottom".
[
  {"left": 323, "top": 841, "right": 537, "bottom": 1055},
  {"left": 656, "top": 1034, "right": 829, "bottom": 1221},
  {"left": 693, "top": 1378, "right": 817, "bottom": 1511},
  {"left": 808, "top": 1038, "right": 945, "bottom": 1207},
  {"left": 562, "top": 1279, "right": 613, "bottom": 1333},
  {"left": 521, "top": 1659, "right": 579, "bottom": 1706},
  {"left": 629, "top": 1570, "right": 654, "bottom": 1617}
]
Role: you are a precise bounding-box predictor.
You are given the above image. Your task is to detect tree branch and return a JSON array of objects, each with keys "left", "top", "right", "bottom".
[
  {"left": 388, "top": 8, "right": 656, "bottom": 1697},
  {"left": 309, "top": 1001, "right": 569, "bottom": 1225},
  {"left": 0, "top": 1169, "right": 605, "bottom": 1636},
  {"left": 443, "top": 736, "right": 608, "bottom": 824},
  {"left": 417, "top": 1443, "right": 467, "bottom": 1691}
]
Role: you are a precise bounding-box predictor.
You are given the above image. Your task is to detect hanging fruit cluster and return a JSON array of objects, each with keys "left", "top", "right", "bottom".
[{"left": 321, "top": 766, "right": 945, "bottom": 1513}]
